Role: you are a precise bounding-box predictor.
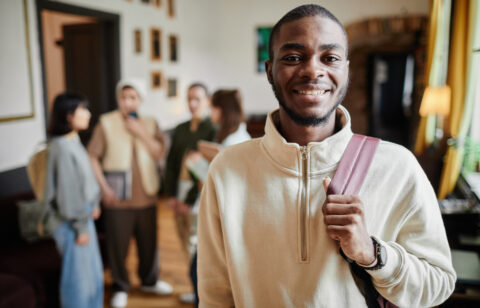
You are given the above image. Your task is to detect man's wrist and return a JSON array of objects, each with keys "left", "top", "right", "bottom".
[
  {"left": 356, "top": 256, "right": 378, "bottom": 268},
  {"left": 359, "top": 236, "right": 387, "bottom": 271},
  {"left": 355, "top": 239, "right": 376, "bottom": 266}
]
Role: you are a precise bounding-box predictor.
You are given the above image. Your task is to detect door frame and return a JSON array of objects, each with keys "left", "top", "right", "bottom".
[{"left": 35, "top": 0, "right": 120, "bottom": 129}]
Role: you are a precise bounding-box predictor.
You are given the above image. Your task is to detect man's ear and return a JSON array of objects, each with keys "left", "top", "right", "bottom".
[{"left": 265, "top": 60, "right": 273, "bottom": 84}]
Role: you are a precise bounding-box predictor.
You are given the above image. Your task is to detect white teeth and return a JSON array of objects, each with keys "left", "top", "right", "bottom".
[{"left": 297, "top": 90, "right": 326, "bottom": 95}]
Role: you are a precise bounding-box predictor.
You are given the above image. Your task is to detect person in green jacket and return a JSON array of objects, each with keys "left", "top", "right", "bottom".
[
  {"left": 165, "top": 83, "right": 216, "bottom": 253},
  {"left": 164, "top": 83, "right": 216, "bottom": 305}
]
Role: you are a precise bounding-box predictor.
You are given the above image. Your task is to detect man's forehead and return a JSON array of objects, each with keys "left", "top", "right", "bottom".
[{"left": 274, "top": 16, "right": 347, "bottom": 49}]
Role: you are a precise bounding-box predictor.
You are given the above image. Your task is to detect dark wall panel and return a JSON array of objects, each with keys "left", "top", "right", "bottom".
[{"left": 0, "top": 167, "right": 32, "bottom": 199}]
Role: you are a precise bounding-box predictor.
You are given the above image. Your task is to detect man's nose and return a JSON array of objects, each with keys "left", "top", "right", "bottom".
[{"left": 301, "top": 57, "right": 325, "bottom": 80}]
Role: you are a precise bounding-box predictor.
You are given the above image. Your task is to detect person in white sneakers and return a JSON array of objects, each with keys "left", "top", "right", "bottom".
[
  {"left": 197, "top": 4, "right": 456, "bottom": 308},
  {"left": 88, "top": 79, "right": 172, "bottom": 308}
]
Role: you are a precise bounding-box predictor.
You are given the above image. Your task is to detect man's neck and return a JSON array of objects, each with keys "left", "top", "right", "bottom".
[{"left": 278, "top": 109, "right": 337, "bottom": 146}]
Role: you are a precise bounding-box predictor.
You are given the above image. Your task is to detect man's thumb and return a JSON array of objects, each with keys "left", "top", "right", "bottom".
[{"left": 323, "top": 177, "right": 331, "bottom": 193}]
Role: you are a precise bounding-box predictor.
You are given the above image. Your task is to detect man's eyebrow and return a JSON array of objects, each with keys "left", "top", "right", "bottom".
[
  {"left": 279, "top": 43, "right": 306, "bottom": 51},
  {"left": 279, "top": 42, "right": 345, "bottom": 52},
  {"left": 318, "top": 43, "right": 344, "bottom": 52}
]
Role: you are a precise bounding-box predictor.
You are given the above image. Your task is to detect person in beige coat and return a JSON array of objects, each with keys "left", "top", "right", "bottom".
[
  {"left": 197, "top": 4, "right": 456, "bottom": 308},
  {"left": 88, "top": 79, "right": 172, "bottom": 308}
]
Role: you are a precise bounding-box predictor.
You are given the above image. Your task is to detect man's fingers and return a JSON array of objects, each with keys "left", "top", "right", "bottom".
[
  {"left": 324, "top": 214, "right": 360, "bottom": 226},
  {"left": 323, "top": 203, "right": 363, "bottom": 215},
  {"left": 325, "top": 225, "right": 350, "bottom": 241},
  {"left": 324, "top": 214, "right": 346, "bottom": 226},
  {"left": 322, "top": 176, "right": 332, "bottom": 215},
  {"left": 326, "top": 194, "right": 360, "bottom": 204}
]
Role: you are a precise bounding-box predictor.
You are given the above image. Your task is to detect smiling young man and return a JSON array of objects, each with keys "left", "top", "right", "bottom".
[{"left": 197, "top": 4, "right": 455, "bottom": 308}]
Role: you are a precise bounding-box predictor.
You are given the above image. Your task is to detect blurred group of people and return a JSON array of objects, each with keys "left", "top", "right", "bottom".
[{"left": 43, "top": 79, "right": 250, "bottom": 308}]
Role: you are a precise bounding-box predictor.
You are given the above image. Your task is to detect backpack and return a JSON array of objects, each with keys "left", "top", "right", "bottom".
[
  {"left": 329, "top": 134, "right": 398, "bottom": 308},
  {"left": 17, "top": 142, "right": 55, "bottom": 242},
  {"left": 26, "top": 143, "right": 48, "bottom": 201}
]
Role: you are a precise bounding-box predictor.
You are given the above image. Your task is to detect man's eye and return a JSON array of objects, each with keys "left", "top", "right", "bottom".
[
  {"left": 324, "top": 56, "right": 340, "bottom": 63},
  {"left": 282, "top": 55, "right": 301, "bottom": 62}
]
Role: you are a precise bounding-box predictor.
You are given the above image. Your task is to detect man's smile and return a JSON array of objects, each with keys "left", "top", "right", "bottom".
[{"left": 293, "top": 89, "right": 331, "bottom": 96}]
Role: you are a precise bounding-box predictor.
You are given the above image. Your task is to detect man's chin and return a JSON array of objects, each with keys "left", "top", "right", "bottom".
[{"left": 279, "top": 100, "right": 338, "bottom": 127}]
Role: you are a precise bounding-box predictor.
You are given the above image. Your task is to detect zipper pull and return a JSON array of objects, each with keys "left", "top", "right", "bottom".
[
  {"left": 301, "top": 146, "right": 308, "bottom": 178},
  {"left": 301, "top": 146, "right": 308, "bottom": 161},
  {"left": 300, "top": 145, "right": 307, "bottom": 159}
]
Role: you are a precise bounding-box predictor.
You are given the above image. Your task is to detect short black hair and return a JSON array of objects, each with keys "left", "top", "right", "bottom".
[
  {"left": 48, "top": 92, "right": 89, "bottom": 136},
  {"left": 268, "top": 4, "right": 347, "bottom": 61},
  {"left": 188, "top": 82, "right": 209, "bottom": 97}
]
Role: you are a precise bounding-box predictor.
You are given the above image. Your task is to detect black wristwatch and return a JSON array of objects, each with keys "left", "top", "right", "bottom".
[{"left": 360, "top": 236, "right": 387, "bottom": 271}]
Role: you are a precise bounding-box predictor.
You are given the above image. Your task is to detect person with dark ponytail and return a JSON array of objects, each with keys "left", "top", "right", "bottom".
[
  {"left": 209, "top": 89, "right": 251, "bottom": 147},
  {"left": 45, "top": 92, "right": 103, "bottom": 308}
]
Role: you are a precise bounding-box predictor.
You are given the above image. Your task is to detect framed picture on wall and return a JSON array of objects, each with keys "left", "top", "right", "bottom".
[
  {"left": 0, "top": 0, "right": 35, "bottom": 122},
  {"left": 167, "top": 0, "right": 175, "bottom": 18},
  {"left": 151, "top": 71, "right": 163, "bottom": 89},
  {"left": 169, "top": 35, "right": 178, "bottom": 62},
  {"left": 167, "top": 78, "right": 177, "bottom": 97},
  {"left": 256, "top": 26, "right": 272, "bottom": 73},
  {"left": 150, "top": 28, "right": 162, "bottom": 61},
  {"left": 134, "top": 29, "right": 142, "bottom": 53}
]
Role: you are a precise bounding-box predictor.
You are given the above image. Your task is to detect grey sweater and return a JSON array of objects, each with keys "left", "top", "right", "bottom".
[{"left": 44, "top": 135, "right": 100, "bottom": 236}]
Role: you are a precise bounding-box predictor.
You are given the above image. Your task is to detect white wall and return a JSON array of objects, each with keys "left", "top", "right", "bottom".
[
  {"left": 0, "top": 0, "right": 428, "bottom": 172},
  {"left": 0, "top": 0, "right": 47, "bottom": 172}
]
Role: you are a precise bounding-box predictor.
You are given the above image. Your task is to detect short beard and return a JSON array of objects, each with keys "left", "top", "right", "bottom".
[{"left": 271, "top": 80, "right": 348, "bottom": 127}]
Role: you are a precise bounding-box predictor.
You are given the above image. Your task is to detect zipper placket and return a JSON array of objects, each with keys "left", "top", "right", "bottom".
[{"left": 300, "top": 146, "right": 308, "bottom": 262}]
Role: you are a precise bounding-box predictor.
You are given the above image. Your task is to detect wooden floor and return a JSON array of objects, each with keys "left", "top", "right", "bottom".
[{"left": 103, "top": 199, "right": 194, "bottom": 308}]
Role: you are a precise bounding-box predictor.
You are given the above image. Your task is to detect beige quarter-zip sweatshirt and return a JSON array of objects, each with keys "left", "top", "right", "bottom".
[{"left": 198, "top": 106, "right": 455, "bottom": 308}]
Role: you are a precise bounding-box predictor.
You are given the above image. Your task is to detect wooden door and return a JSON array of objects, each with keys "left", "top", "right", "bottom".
[{"left": 63, "top": 23, "right": 107, "bottom": 144}]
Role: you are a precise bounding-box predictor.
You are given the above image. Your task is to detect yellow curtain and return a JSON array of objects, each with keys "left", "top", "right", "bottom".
[
  {"left": 438, "top": 0, "right": 478, "bottom": 199},
  {"left": 414, "top": 0, "right": 452, "bottom": 154}
]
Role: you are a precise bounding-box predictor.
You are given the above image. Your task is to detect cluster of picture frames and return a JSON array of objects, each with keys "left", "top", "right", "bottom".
[
  {"left": 129, "top": 0, "right": 177, "bottom": 97},
  {"left": 131, "top": 0, "right": 175, "bottom": 17}
]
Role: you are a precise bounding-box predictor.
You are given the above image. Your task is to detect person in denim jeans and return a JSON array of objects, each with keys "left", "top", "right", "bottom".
[
  {"left": 44, "top": 92, "right": 103, "bottom": 308},
  {"left": 52, "top": 207, "right": 103, "bottom": 308}
]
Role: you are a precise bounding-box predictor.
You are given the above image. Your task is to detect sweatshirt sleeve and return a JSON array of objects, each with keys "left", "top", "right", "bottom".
[
  {"left": 368, "top": 161, "right": 456, "bottom": 307},
  {"left": 51, "top": 142, "right": 91, "bottom": 236},
  {"left": 197, "top": 169, "right": 235, "bottom": 308}
]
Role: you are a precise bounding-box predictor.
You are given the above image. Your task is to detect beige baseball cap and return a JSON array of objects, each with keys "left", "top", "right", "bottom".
[{"left": 116, "top": 78, "right": 147, "bottom": 101}]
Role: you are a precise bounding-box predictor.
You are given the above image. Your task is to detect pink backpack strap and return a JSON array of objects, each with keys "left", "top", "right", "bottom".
[
  {"left": 327, "top": 134, "right": 380, "bottom": 196},
  {"left": 328, "top": 134, "right": 398, "bottom": 308}
]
